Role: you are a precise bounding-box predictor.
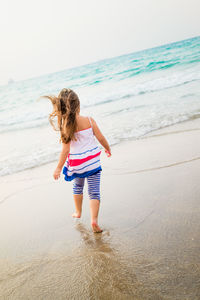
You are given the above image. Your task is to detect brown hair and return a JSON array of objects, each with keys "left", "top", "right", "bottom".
[{"left": 43, "top": 88, "right": 80, "bottom": 143}]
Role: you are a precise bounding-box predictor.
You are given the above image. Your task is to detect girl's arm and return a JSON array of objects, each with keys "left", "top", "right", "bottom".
[
  {"left": 91, "top": 118, "right": 111, "bottom": 157},
  {"left": 53, "top": 142, "right": 70, "bottom": 180}
]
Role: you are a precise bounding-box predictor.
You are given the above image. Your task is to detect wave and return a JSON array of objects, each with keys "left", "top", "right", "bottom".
[
  {"left": 0, "top": 36, "right": 200, "bottom": 136},
  {"left": 83, "top": 67, "right": 200, "bottom": 109},
  {"left": 187, "top": 112, "right": 200, "bottom": 121},
  {"left": 1, "top": 62, "right": 200, "bottom": 134},
  {"left": 115, "top": 67, "right": 141, "bottom": 76},
  {"left": 146, "top": 60, "right": 179, "bottom": 69}
]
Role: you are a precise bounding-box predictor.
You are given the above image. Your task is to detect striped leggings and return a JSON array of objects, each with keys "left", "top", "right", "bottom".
[{"left": 73, "top": 171, "right": 101, "bottom": 201}]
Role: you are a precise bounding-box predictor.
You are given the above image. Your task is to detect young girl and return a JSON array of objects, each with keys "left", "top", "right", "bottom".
[{"left": 45, "top": 88, "right": 111, "bottom": 233}]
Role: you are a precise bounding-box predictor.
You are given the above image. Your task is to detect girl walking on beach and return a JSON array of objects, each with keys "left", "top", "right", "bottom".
[{"left": 45, "top": 88, "right": 111, "bottom": 233}]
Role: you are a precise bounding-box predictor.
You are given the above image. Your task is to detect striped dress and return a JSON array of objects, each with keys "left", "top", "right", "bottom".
[{"left": 63, "top": 118, "right": 102, "bottom": 181}]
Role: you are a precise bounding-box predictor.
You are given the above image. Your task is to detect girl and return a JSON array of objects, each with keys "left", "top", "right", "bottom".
[{"left": 45, "top": 88, "right": 111, "bottom": 233}]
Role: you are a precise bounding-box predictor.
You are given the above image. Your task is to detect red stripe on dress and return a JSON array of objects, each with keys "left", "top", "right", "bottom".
[{"left": 68, "top": 151, "right": 101, "bottom": 167}]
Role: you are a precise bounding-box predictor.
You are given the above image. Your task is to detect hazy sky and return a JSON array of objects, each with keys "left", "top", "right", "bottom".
[{"left": 0, "top": 0, "right": 199, "bottom": 85}]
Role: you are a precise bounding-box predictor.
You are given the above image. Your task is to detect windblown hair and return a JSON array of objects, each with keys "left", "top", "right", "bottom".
[{"left": 43, "top": 88, "right": 80, "bottom": 143}]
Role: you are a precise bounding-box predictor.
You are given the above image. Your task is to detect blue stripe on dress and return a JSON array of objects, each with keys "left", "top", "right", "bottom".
[
  {"left": 69, "top": 146, "right": 98, "bottom": 156},
  {"left": 63, "top": 166, "right": 102, "bottom": 181}
]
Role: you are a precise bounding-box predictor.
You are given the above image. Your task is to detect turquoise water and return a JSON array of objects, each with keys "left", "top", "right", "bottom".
[{"left": 0, "top": 36, "right": 200, "bottom": 176}]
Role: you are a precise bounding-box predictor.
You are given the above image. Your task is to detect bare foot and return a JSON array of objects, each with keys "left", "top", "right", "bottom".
[
  {"left": 72, "top": 212, "right": 81, "bottom": 218},
  {"left": 91, "top": 221, "right": 103, "bottom": 233}
]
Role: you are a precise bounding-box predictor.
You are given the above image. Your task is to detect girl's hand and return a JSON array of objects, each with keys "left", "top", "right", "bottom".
[
  {"left": 53, "top": 167, "right": 62, "bottom": 180},
  {"left": 105, "top": 149, "right": 111, "bottom": 157}
]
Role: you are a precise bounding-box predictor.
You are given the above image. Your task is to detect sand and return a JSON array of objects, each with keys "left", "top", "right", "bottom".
[{"left": 0, "top": 119, "right": 200, "bottom": 300}]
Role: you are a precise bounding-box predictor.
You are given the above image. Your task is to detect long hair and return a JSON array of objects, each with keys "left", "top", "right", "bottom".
[{"left": 43, "top": 88, "right": 80, "bottom": 143}]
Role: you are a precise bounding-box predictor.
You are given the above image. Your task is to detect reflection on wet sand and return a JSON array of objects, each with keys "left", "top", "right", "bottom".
[
  {"left": 1, "top": 214, "right": 199, "bottom": 300},
  {"left": 0, "top": 221, "right": 162, "bottom": 300},
  {"left": 71, "top": 221, "right": 162, "bottom": 300}
]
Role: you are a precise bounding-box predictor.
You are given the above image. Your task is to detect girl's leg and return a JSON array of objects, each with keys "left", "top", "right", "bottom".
[
  {"left": 72, "top": 177, "right": 85, "bottom": 218},
  {"left": 87, "top": 171, "right": 102, "bottom": 233},
  {"left": 90, "top": 200, "right": 102, "bottom": 232}
]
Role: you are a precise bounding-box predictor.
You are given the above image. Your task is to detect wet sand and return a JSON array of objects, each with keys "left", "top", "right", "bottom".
[{"left": 0, "top": 119, "right": 200, "bottom": 299}]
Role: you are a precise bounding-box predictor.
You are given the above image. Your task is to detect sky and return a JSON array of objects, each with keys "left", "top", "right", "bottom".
[{"left": 0, "top": 0, "right": 199, "bottom": 85}]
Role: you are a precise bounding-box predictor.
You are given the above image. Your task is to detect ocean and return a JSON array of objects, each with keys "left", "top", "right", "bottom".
[{"left": 0, "top": 36, "right": 200, "bottom": 176}]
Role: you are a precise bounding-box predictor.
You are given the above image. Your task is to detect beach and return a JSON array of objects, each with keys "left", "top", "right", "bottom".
[
  {"left": 0, "top": 35, "right": 200, "bottom": 299},
  {"left": 0, "top": 118, "right": 200, "bottom": 300}
]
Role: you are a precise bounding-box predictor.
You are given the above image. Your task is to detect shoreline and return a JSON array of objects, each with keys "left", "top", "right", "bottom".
[
  {"left": 1, "top": 116, "right": 200, "bottom": 179},
  {"left": 0, "top": 117, "right": 200, "bottom": 299}
]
